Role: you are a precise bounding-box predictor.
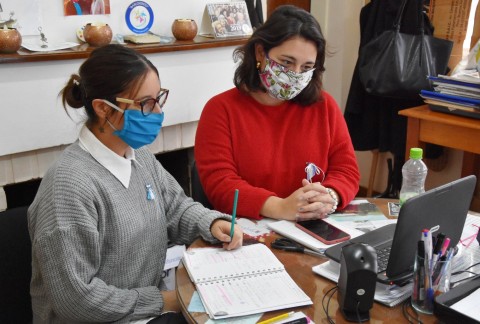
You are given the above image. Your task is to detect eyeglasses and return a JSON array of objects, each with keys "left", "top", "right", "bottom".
[
  {"left": 116, "top": 88, "right": 169, "bottom": 116},
  {"left": 460, "top": 223, "right": 480, "bottom": 248}
]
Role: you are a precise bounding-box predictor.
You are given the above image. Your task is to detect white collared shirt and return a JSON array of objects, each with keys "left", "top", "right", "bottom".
[{"left": 78, "top": 125, "right": 137, "bottom": 188}]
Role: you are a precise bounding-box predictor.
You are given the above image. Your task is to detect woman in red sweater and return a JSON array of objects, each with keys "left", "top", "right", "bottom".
[{"left": 195, "top": 5, "right": 360, "bottom": 220}]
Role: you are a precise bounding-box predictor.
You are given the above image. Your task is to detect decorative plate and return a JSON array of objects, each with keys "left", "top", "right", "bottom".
[
  {"left": 125, "top": 1, "right": 154, "bottom": 34},
  {"left": 76, "top": 25, "right": 86, "bottom": 42}
]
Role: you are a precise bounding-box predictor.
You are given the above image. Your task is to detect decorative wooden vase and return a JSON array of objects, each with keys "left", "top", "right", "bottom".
[
  {"left": 171, "top": 19, "right": 198, "bottom": 41},
  {"left": 0, "top": 27, "right": 22, "bottom": 54},
  {"left": 83, "top": 23, "right": 112, "bottom": 47}
]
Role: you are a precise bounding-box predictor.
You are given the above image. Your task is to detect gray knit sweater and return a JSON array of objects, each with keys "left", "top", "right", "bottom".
[{"left": 28, "top": 143, "right": 229, "bottom": 323}]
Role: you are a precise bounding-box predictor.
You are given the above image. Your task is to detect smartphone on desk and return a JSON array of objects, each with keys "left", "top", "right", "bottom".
[{"left": 295, "top": 219, "right": 351, "bottom": 245}]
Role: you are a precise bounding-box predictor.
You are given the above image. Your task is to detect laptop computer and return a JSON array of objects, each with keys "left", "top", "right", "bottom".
[{"left": 324, "top": 175, "right": 477, "bottom": 285}]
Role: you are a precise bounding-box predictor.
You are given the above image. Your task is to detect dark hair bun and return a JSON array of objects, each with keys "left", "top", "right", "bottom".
[{"left": 61, "top": 75, "right": 84, "bottom": 109}]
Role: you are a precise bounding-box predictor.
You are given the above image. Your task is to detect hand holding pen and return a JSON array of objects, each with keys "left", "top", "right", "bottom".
[
  {"left": 210, "top": 218, "right": 243, "bottom": 250},
  {"left": 210, "top": 189, "right": 243, "bottom": 250}
]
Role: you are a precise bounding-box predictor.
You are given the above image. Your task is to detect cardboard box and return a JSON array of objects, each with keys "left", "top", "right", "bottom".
[
  {"left": 428, "top": 0, "right": 473, "bottom": 70},
  {"left": 470, "top": 2, "right": 480, "bottom": 48}
]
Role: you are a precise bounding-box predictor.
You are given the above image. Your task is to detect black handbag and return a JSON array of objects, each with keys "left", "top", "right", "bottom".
[{"left": 358, "top": 0, "right": 454, "bottom": 98}]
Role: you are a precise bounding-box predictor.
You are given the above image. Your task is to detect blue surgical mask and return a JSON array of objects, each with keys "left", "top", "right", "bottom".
[{"left": 102, "top": 100, "right": 164, "bottom": 149}]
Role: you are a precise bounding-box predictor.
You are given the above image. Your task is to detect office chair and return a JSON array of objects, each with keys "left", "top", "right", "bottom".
[
  {"left": 0, "top": 206, "right": 33, "bottom": 324},
  {"left": 191, "top": 161, "right": 213, "bottom": 209}
]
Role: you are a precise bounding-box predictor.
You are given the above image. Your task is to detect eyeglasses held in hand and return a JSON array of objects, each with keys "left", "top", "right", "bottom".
[{"left": 116, "top": 88, "right": 169, "bottom": 116}]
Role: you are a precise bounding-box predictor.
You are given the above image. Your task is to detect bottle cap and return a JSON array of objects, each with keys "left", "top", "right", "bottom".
[{"left": 409, "top": 147, "right": 423, "bottom": 159}]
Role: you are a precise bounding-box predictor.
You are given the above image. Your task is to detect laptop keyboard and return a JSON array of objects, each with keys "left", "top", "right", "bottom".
[{"left": 375, "top": 246, "right": 391, "bottom": 273}]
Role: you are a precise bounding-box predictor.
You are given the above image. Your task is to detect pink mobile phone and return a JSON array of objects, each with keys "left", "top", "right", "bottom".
[{"left": 295, "top": 219, "right": 351, "bottom": 245}]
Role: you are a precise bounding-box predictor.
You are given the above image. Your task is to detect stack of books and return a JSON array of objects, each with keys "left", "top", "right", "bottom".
[{"left": 420, "top": 74, "right": 480, "bottom": 119}]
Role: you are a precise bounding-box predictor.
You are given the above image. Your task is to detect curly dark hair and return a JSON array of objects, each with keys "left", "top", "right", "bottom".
[{"left": 233, "top": 5, "right": 326, "bottom": 106}]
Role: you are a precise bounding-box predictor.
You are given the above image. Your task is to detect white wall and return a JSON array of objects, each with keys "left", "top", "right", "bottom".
[
  {"left": 0, "top": 0, "right": 240, "bottom": 156},
  {"left": 0, "top": 48, "right": 237, "bottom": 156},
  {"left": 311, "top": 0, "right": 363, "bottom": 109},
  {"left": 0, "top": 0, "right": 240, "bottom": 209}
]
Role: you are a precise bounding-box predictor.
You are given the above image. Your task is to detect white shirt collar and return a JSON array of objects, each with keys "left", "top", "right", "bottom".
[{"left": 78, "top": 125, "right": 136, "bottom": 188}]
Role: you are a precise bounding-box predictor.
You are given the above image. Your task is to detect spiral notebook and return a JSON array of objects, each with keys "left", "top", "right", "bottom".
[{"left": 182, "top": 243, "right": 312, "bottom": 319}]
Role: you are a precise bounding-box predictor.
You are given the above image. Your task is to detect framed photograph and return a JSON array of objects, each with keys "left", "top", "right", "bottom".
[{"left": 200, "top": 2, "right": 253, "bottom": 38}]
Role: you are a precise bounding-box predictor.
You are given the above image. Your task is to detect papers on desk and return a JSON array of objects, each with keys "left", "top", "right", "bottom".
[
  {"left": 329, "top": 199, "right": 386, "bottom": 219},
  {"left": 182, "top": 243, "right": 312, "bottom": 319},
  {"left": 237, "top": 217, "right": 275, "bottom": 238},
  {"left": 327, "top": 199, "right": 395, "bottom": 234}
]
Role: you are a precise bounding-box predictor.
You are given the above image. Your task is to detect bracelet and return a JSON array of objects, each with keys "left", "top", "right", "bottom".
[{"left": 326, "top": 188, "right": 338, "bottom": 214}]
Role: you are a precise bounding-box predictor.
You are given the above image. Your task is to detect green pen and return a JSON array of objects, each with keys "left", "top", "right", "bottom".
[{"left": 230, "top": 189, "right": 239, "bottom": 239}]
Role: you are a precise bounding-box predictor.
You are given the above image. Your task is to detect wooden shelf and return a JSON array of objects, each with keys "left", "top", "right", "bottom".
[{"left": 0, "top": 36, "right": 249, "bottom": 64}]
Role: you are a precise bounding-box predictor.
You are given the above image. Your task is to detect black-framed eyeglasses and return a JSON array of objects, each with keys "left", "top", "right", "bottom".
[{"left": 116, "top": 88, "right": 169, "bottom": 116}]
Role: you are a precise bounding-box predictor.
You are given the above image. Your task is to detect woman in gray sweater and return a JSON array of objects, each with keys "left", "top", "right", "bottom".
[{"left": 28, "top": 44, "right": 243, "bottom": 323}]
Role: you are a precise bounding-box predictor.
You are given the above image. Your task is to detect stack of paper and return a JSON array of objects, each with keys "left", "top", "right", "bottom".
[{"left": 422, "top": 75, "right": 480, "bottom": 118}]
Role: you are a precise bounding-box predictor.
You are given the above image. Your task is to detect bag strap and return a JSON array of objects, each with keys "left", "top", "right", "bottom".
[
  {"left": 393, "top": 0, "right": 408, "bottom": 31},
  {"left": 393, "top": 0, "right": 424, "bottom": 35}
]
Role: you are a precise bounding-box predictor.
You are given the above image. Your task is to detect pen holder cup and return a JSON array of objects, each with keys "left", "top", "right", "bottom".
[{"left": 411, "top": 254, "right": 452, "bottom": 314}]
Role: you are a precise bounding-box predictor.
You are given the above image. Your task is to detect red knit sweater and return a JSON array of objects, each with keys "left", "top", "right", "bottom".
[{"left": 195, "top": 88, "right": 360, "bottom": 220}]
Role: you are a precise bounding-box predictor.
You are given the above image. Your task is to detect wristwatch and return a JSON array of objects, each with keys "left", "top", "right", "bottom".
[{"left": 326, "top": 188, "right": 339, "bottom": 214}]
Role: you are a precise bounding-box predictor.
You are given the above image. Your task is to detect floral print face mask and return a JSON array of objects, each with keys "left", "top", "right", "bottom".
[{"left": 258, "top": 56, "right": 315, "bottom": 101}]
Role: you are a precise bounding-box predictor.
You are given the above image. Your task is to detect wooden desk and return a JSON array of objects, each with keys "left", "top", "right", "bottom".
[
  {"left": 175, "top": 198, "right": 437, "bottom": 323},
  {"left": 399, "top": 105, "right": 480, "bottom": 210}
]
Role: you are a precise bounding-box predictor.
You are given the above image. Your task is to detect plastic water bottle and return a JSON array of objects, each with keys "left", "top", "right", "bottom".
[{"left": 399, "top": 148, "right": 428, "bottom": 206}]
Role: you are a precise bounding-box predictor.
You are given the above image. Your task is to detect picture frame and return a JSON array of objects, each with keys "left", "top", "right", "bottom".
[{"left": 199, "top": 1, "right": 253, "bottom": 38}]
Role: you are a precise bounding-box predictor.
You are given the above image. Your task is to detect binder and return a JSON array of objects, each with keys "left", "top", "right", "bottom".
[
  {"left": 428, "top": 75, "right": 480, "bottom": 89},
  {"left": 420, "top": 90, "right": 480, "bottom": 107}
]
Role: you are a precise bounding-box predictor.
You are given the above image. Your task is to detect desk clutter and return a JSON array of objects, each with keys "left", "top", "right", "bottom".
[
  {"left": 313, "top": 214, "right": 480, "bottom": 321},
  {"left": 181, "top": 196, "right": 480, "bottom": 322}
]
